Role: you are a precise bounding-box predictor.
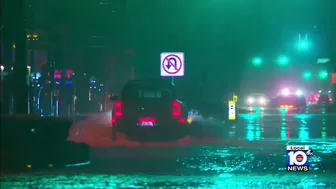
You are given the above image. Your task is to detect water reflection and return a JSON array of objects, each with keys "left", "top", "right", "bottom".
[
  {"left": 280, "top": 110, "right": 290, "bottom": 140},
  {"left": 295, "top": 114, "right": 311, "bottom": 141},
  {"left": 321, "top": 117, "right": 326, "bottom": 140},
  {"left": 241, "top": 113, "right": 263, "bottom": 141},
  {"left": 321, "top": 107, "right": 326, "bottom": 114},
  {"left": 256, "top": 118, "right": 262, "bottom": 140},
  {"left": 246, "top": 122, "right": 254, "bottom": 141},
  {"left": 227, "top": 124, "right": 236, "bottom": 138},
  {"left": 239, "top": 109, "right": 335, "bottom": 141}
]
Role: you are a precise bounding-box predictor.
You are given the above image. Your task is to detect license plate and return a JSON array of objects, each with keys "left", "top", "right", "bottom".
[
  {"left": 139, "top": 122, "right": 154, "bottom": 127},
  {"left": 137, "top": 117, "right": 156, "bottom": 127}
]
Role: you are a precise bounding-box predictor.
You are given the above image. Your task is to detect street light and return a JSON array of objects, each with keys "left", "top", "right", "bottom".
[
  {"left": 27, "top": 33, "right": 38, "bottom": 40},
  {"left": 277, "top": 56, "right": 289, "bottom": 66},
  {"left": 252, "top": 57, "right": 262, "bottom": 67}
]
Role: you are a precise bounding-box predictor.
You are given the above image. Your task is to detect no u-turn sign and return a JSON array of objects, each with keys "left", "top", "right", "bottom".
[{"left": 160, "top": 52, "right": 184, "bottom": 77}]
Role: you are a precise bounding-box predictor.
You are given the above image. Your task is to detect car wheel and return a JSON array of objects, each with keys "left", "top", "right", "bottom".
[
  {"left": 189, "top": 122, "right": 202, "bottom": 138},
  {"left": 57, "top": 142, "right": 90, "bottom": 166},
  {"left": 174, "top": 128, "right": 188, "bottom": 139},
  {"left": 111, "top": 125, "right": 117, "bottom": 141}
]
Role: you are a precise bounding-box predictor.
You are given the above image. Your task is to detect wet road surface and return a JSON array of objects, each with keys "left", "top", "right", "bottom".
[{"left": 1, "top": 108, "right": 336, "bottom": 188}]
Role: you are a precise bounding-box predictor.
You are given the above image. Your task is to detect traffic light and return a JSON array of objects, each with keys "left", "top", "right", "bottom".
[
  {"left": 297, "top": 41, "right": 309, "bottom": 51},
  {"left": 302, "top": 71, "right": 312, "bottom": 80},
  {"left": 318, "top": 70, "right": 328, "bottom": 80},
  {"left": 277, "top": 56, "right": 289, "bottom": 66},
  {"left": 297, "top": 34, "right": 309, "bottom": 51},
  {"left": 252, "top": 57, "right": 262, "bottom": 67}
]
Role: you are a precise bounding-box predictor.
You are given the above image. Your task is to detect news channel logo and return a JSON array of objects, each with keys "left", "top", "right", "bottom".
[{"left": 286, "top": 145, "right": 314, "bottom": 172}]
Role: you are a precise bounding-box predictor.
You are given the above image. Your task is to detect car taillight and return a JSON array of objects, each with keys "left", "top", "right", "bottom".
[
  {"left": 139, "top": 117, "right": 156, "bottom": 123},
  {"left": 327, "top": 97, "right": 332, "bottom": 101},
  {"left": 178, "top": 117, "right": 187, "bottom": 123},
  {"left": 111, "top": 101, "right": 123, "bottom": 124},
  {"left": 172, "top": 101, "right": 182, "bottom": 117},
  {"left": 113, "top": 101, "right": 123, "bottom": 117}
]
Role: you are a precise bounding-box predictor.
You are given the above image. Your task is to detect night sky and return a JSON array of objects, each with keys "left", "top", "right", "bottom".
[{"left": 3, "top": 0, "right": 335, "bottom": 94}]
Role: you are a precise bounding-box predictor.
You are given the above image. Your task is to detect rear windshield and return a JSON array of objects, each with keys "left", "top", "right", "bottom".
[{"left": 122, "top": 84, "right": 175, "bottom": 101}]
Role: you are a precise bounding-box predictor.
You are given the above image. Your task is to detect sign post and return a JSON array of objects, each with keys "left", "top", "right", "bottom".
[
  {"left": 228, "top": 100, "right": 236, "bottom": 120},
  {"left": 233, "top": 95, "right": 238, "bottom": 102},
  {"left": 332, "top": 73, "right": 336, "bottom": 105},
  {"left": 160, "top": 52, "right": 184, "bottom": 85}
]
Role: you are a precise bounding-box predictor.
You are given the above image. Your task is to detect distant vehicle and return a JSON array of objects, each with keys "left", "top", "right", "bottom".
[
  {"left": 274, "top": 95, "right": 306, "bottom": 112},
  {"left": 318, "top": 94, "right": 332, "bottom": 105},
  {"left": 306, "top": 93, "right": 319, "bottom": 105},
  {"left": 242, "top": 93, "right": 269, "bottom": 111},
  {"left": 110, "top": 80, "right": 190, "bottom": 141}
]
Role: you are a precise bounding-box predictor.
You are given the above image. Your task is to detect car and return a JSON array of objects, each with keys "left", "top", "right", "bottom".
[
  {"left": 275, "top": 95, "right": 306, "bottom": 113},
  {"left": 241, "top": 93, "right": 269, "bottom": 112},
  {"left": 110, "top": 80, "right": 191, "bottom": 141},
  {"left": 318, "top": 94, "right": 332, "bottom": 106}
]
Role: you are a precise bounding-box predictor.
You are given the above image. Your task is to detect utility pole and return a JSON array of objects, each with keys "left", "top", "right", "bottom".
[
  {"left": 27, "top": 0, "right": 36, "bottom": 114},
  {"left": 12, "top": 0, "right": 29, "bottom": 114},
  {"left": 330, "top": 0, "right": 336, "bottom": 104},
  {"left": 0, "top": 0, "right": 3, "bottom": 66}
]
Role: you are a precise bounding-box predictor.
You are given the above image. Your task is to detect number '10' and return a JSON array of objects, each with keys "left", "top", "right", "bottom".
[{"left": 288, "top": 151, "right": 307, "bottom": 166}]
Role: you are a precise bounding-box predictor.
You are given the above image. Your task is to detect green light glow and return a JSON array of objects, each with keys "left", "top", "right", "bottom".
[
  {"left": 318, "top": 70, "right": 328, "bottom": 80},
  {"left": 277, "top": 56, "right": 289, "bottom": 66},
  {"left": 302, "top": 71, "right": 312, "bottom": 79},
  {"left": 252, "top": 57, "right": 262, "bottom": 67}
]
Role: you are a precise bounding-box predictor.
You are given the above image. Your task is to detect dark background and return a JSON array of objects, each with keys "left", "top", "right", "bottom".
[{"left": 1, "top": 0, "right": 335, "bottom": 96}]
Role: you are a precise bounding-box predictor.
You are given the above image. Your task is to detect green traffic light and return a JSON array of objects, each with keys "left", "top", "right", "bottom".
[
  {"left": 252, "top": 57, "right": 262, "bottom": 66},
  {"left": 297, "top": 41, "right": 309, "bottom": 50},
  {"left": 318, "top": 70, "right": 328, "bottom": 79},
  {"left": 302, "top": 71, "right": 312, "bottom": 79},
  {"left": 277, "top": 56, "right": 289, "bottom": 66}
]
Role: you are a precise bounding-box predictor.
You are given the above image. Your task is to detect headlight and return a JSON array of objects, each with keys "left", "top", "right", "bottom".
[
  {"left": 296, "top": 90, "right": 303, "bottom": 96},
  {"left": 282, "top": 88, "right": 290, "bottom": 96},
  {"left": 247, "top": 97, "right": 254, "bottom": 103},
  {"left": 259, "top": 97, "right": 266, "bottom": 104}
]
